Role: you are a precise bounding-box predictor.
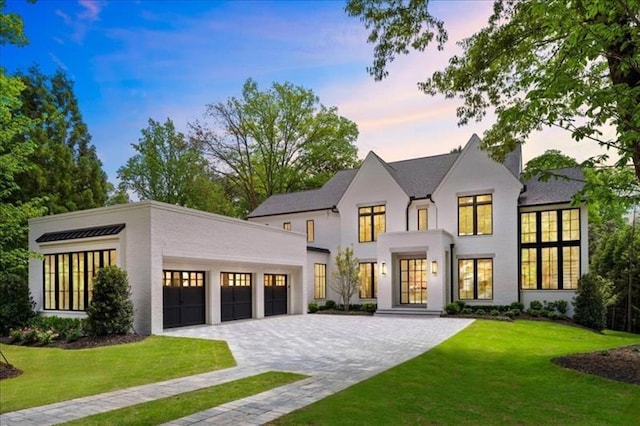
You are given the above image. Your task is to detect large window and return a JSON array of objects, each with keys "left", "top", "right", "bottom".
[
  {"left": 458, "top": 258, "right": 493, "bottom": 300},
  {"left": 314, "top": 263, "right": 326, "bottom": 299},
  {"left": 359, "top": 262, "right": 378, "bottom": 299},
  {"left": 520, "top": 208, "right": 580, "bottom": 290},
  {"left": 44, "top": 249, "right": 116, "bottom": 311},
  {"left": 417, "top": 208, "right": 428, "bottom": 230},
  {"left": 359, "top": 205, "right": 386, "bottom": 242},
  {"left": 400, "top": 258, "right": 427, "bottom": 304},
  {"left": 306, "top": 220, "right": 314, "bottom": 242},
  {"left": 458, "top": 194, "right": 492, "bottom": 236}
]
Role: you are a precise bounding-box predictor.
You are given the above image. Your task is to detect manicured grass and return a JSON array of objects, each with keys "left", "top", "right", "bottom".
[
  {"left": 0, "top": 336, "right": 235, "bottom": 413},
  {"left": 275, "top": 320, "right": 640, "bottom": 425},
  {"left": 66, "top": 371, "right": 306, "bottom": 425}
]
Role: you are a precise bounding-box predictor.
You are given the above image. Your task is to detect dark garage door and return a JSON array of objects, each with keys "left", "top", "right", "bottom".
[
  {"left": 163, "top": 271, "right": 205, "bottom": 328},
  {"left": 221, "top": 272, "right": 252, "bottom": 321},
  {"left": 264, "top": 274, "right": 287, "bottom": 316}
]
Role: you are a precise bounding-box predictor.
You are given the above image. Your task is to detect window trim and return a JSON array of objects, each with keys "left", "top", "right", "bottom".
[
  {"left": 359, "top": 262, "right": 377, "bottom": 299},
  {"left": 358, "top": 205, "right": 386, "bottom": 243},
  {"left": 457, "top": 258, "right": 493, "bottom": 300},
  {"left": 458, "top": 194, "right": 493, "bottom": 236},
  {"left": 519, "top": 208, "right": 581, "bottom": 290},
  {"left": 306, "top": 219, "right": 314, "bottom": 242},
  {"left": 313, "top": 263, "right": 326, "bottom": 299}
]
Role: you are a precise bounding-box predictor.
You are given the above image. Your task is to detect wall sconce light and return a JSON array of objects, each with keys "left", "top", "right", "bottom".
[
  {"left": 431, "top": 260, "right": 438, "bottom": 276},
  {"left": 380, "top": 262, "right": 387, "bottom": 276}
]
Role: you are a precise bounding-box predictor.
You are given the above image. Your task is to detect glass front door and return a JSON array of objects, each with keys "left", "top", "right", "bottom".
[{"left": 400, "top": 258, "right": 427, "bottom": 304}]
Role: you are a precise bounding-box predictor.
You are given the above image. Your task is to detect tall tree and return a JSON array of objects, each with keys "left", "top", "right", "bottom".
[
  {"left": 9, "top": 66, "right": 109, "bottom": 214},
  {"left": 1, "top": 0, "right": 45, "bottom": 281},
  {"left": 346, "top": 0, "right": 640, "bottom": 186},
  {"left": 329, "top": 246, "right": 361, "bottom": 311},
  {"left": 190, "top": 78, "right": 360, "bottom": 214},
  {"left": 118, "top": 118, "right": 237, "bottom": 215}
]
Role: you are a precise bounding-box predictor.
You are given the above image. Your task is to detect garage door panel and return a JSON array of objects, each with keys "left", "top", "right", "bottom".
[
  {"left": 221, "top": 272, "right": 252, "bottom": 322},
  {"left": 163, "top": 271, "right": 205, "bottom": 328},
  {"left": 264, "top": 274, "right": 287, "bottom": 316}
]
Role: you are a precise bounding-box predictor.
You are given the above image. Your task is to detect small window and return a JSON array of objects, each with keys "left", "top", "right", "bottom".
[
  {"left": 359, "top": 205, "right": 386, "bottom": 242},
  {"left": 283, "top": 222, "right": 291, "bottom": 231},
  {"left": 314, "top": 263, "right": 326, "bottom": 299},
  {"left": 417, "top": 208, "right": 428, "bottom": 231},
  {"left": 306, "top": 220, "right": 314, "bottom": 242}
]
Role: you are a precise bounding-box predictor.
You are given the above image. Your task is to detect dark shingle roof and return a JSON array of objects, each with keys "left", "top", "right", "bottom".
[
  {"left": 519, "top": 168, "right": 585, "bottom": 206},
  {"left": 386, "top": 152, "right": 460, "bottom": 199},
  {"left": 36, "top": 223, "right": 126, "bottom": 243}
]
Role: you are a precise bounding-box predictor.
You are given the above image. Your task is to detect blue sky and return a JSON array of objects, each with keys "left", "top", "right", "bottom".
[{"left": 3, "top": 0, "right": 594, "bottom": 184}]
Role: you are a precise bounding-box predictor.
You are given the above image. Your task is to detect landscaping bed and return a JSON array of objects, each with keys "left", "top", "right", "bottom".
[{"left": 553, "top": 344, "right": 640, "bottom": 385}]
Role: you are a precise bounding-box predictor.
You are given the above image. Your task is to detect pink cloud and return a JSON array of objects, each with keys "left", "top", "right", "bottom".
[{"left": 78, "top": 0, "right": 102, "bottom": 22}]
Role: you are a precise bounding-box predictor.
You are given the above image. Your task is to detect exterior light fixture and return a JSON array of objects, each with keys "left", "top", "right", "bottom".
[
  {"left": 380, "top": 262, "right": 387, "bottom": 276},
  {"left": 431, "top": 260, "right": 438, "bottom": 276}
]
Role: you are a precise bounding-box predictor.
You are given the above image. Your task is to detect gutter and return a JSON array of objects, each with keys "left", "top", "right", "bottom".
[{"left": 450, "top": 243, "right": 455, "bottom": 303}]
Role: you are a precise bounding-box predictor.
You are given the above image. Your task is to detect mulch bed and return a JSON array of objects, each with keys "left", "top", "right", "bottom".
[
  {"left": 553, "top": 344, "right": 640, "bottom": 385},
  {"left": 0, "top": 334, "right": 145, "bottom": 380}
]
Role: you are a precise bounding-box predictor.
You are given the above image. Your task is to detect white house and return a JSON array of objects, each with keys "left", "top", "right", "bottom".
[
  {"left": 28, "top": 134, "right": 587, "bottom": 333},
  {"left": 248, "top": 135, "right": 588, "bottom": 315},
  {"left": 28, "top": 201, "right": 307, "bottom": 334}
]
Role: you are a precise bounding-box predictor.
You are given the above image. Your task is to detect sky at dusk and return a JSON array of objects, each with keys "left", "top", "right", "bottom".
[{"left": 2, "top": 0, "right": 604, "bottom": 184}]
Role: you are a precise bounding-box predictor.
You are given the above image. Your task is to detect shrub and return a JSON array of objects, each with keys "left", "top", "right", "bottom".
[
  {"left": 361, "top": 303, "right": 377, "bottom": 313},
  {"left": 573, "top": 273, "right": 614, "bottom": 332},
  {"left": 546, "top": 311, "right": 561, "bottom": 320},
  {"left": 308, "top": 302, "right": 319, "bottom": 313},
  {"left": 490, "top": 309, "right": 500, "bottom": 317},
  {"left": 555, "top": 300, "right": 569, "bottom": 315},
  {"left": 454, "top": 300, "right": 466, "bottom": 310},
  {"left": 0, "top": 274, "right": 36, "bottom": 335},
  {"left": 324, "top": 300, "right": 337, "bottom": 310},
  {"left": 529, "top": 300, "right": 543, "bottom": 311},
  {"left": 475, "top": 309, "right": 486, "bottom": 316},
  {"left": 510, "top": 301, "right": 525, "bottom": 312},
  {"left": 526, "top": 309, "right": 541, "bottom": 317},
  {"left": 461, "top": 307, "right": 473, "bottom": 315},
  {"left": 86, "top": 266, "right": 134, "bottom": 336},
  {"left": 504, "top": 310, "right": 518, "bottom": 319},
  {"left": 30, "top": 316, "right": 86, "bottom": 340},
  {"left": 445, "top": 303, "right": 461, "bottom": 315}
]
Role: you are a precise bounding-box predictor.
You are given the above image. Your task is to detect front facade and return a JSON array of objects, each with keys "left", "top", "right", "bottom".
[
  {"left": 248, "top": 135, "right": 588, "bottom": 315},
  {"left": 29, "top": 201, "right": 307, "bottom": 334}
]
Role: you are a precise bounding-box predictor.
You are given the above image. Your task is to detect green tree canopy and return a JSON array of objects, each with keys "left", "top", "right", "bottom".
[
  {"left": 118, "top": 118, "right": 237, "bottom": 215},
  {"left": 346, "top": 0, "right": 640, "bottom": 185},
  {"left": 190, "top": 78, "right": 360, "bottom": 214},
  {"left": 9, "top": 66, "right": 109, "bottom": 214}
]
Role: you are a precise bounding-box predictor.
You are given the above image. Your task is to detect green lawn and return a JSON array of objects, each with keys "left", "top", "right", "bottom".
[
  {"left": 0, "top": 336, "right": 235, "bottom": 413},
  {"left": 66, "top": 371, "right": 306, "bottom": 425},
  {"left": 274, "top": 320, "right": 640, "bottom": 426}
]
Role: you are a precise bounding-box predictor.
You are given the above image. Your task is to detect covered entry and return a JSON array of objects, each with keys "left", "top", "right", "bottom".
[
  {"left": 221, "top": 272, "right": 252, "bottom": 321},
  {"left": 163, "top": 270, "right": 205, "bottom": 328},
  {"left": 264, "top": 274, "right": 287, "bottom": 316}
]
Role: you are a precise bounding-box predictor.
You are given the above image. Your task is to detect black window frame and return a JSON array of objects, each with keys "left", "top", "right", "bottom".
[
  {"left": 457, "top": 258, "right": 493, "bottom": 300},
  {"left": 358, "top": 205, "right": 386, "bottom": 242},
  {"left": 306, "top": 219, "right": 314, "bottom": 242},
  {"left": 359, "top": 262, "right": 377, "bottom": 299},
  {"left": 283, "top": 222, "right": 291, "bottom": 231},
  {"left": 417, "top": 208, "right": 428, "bottom": 231},
  {"left": 314, "top": 263, "right": 326, "bottom": 299},
  {"left": 458, "top": 194, "right": 493, "bottom": 236}
]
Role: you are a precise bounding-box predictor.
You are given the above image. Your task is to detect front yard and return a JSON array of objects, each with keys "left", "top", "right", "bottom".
[
  {"left": 274, "top": 320, "right": 640, "bottom": 425},
  {"left": 0, "top": 336, "right": 234, "bottom": 413}
]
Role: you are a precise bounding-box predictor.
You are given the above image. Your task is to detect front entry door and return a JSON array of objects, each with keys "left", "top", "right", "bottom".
[{"left": 399, "top": 258, "right": 427, "bottom": 304}]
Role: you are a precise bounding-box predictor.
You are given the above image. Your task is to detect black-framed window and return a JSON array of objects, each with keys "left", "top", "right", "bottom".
[
  {"left": 400, "top": 258, "right": 427, "bottom": 304},
  {"left": 520, "top": 208, "right": 580, "bottom": 290},
  {"left": 359, "top": 262, "right": 378, "bottom": 299},
  {"left": 314, "top": 263, "right": 326, "bottom": 299},
  {"left": 43, "top": 249, "right": 117, "bottom": 311},
  {"left": 458, "top": 194, "right": 492, "bottom": 236},
  {"left": 265, "top": 274, "right": 287, "bottom": 287},
  {"left": 417, "top": 208, "right": 428, "bottom": 230},
  {"left": 283, "top": 222, "right": 291, "bottom": 231},
  {"left": 306, "top": 220, "right": 314, "bottom": 242},
  {"left": 221, "top": 272, "right": 252, "bottom": 287},
  {"left": 163, "top": 270, "right": 204, "bottom": 287},
  {"left": 458, "top": 258, "right": 493, "bottom": 300},
  {"left": 359, "top": 205, "right": 385, "bottom": 242}
]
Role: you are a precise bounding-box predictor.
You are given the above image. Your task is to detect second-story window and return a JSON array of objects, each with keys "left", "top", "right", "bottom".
[
  {"left": 283, "top": 222, "right": 291, "bottom": 231},
  {"left": 306, "top": 220, "right": 314, "bottom": 242},
  {"left": 458, "top": 194, "right": 492, "bottom": 236},
  {"left": 417, "top": 208, "right": 428, "bottom": 230},
  {"left": 359, "top": 205, "right": 386, "bottom": 242}
]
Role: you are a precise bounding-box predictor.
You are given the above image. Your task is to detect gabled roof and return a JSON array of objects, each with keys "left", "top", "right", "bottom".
[
  {"left": 36, "top": 223, "right": 126, "bottom": 243},
  {"left": 519, "top": 167, "right": 585, "bottom": 206}
]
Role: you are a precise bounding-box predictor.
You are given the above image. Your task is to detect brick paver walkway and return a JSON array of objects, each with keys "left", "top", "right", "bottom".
[{"left": 0, "top": 315, "right": 473, "bottom": 425}]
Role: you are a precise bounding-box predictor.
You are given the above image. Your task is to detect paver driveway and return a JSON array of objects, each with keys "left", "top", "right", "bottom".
[{"left": 0, "top": 315, "right": 473, "bottom": 426}]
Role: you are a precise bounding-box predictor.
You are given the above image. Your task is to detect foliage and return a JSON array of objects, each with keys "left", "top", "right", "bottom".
[
  {"left": 118, "top": 118, "right": 237, "bottom": 215},
  {"left": 573, "top": 273, "right": 616, "bottom": 331},
  {"left": 510, "top": 301, "right": 525, "bottom": 312},
  {"left": 324, "top": 300, "right": 337, "bottom": 310},
  {"left": 0, "top": 336, "right": 235, "bottom": 413},
  {"left": 529, "top": 300, "right": 543, "bottom": 311},
  {"left": 0, "top": 273, "right": 35, "bottom": 335},
  {"left": 347, "top": 0, "right": 640, "bottom": 188},
  {"left": 308, "top": 302, "right": 319, "bottom": 313},
  {"left": 445, "top": 302, "right": 460, "bottom": 315},
  {"left": 361, "top": 303, "right": 377, "bottom": 313},
  {"left": 65, "top": 372, "right": 306, "bottom": 426},
  {"left": 591, "top": 214, "right": 640, "bottom": 333},
  {"left": 9, "top": 66, "right": 109, "bottom": 214},
  {"left": 328, "top": 246, "right": 360, "bottom": 311},
  {"left": 30, "top": 316, "right": 86, "bottom": 341},
  {"left": 274, "top": 321, "right": 640, "bottom": 425},
  {"left": 86, "top": 266, "right": 134, "bottom": 336},
  {"left": 190, "top": 78, "right": 360, "bottom": 215}
]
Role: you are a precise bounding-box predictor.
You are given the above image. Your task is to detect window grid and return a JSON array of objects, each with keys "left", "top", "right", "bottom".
[
  {"left": 43, "top": 249, "right": 116, "bottom": 311},
  {"left": 458, "top": 258, "right": 493, "bottom": 300},
  {"left": 359, "top": 262, "right": 378, "bottom": 299},
  {"left": 221, "top": 272, "right": 251, "bottom": 287},
  {"left": 163, "top": 270, "right": 204, "bottom": 287},
  {"left": 400, "top": 258, "right": 427, "bottom": 304},
  {"left": 358, "top": 205, "right": 386, "bottom": 242},
  {"left": 265, "top": 274, "right": 287, "bottom": 287},
  {"left": 458, "top": 194, "right": 492, "bottom": 236},
  {"left": 314, "top": 263, "right": 326, "bottom": 299}
]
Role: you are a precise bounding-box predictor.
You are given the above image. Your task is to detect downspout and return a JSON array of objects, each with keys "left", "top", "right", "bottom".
[
  {"left": 405, "top": 196, "right": 415, "bottom": 231},
  {"left": 449, "top": 243, "right": 455, "bottom": 303}
]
